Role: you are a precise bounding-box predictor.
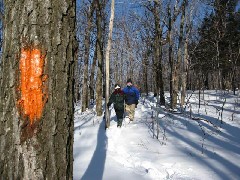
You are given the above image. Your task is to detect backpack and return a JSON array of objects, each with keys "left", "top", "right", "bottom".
[{"left": 114, "top": 93, "right": 124, "bottom": 110}]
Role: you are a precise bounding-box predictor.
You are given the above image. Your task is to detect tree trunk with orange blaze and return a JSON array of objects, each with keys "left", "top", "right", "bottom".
[{"left": 0, "top": 1, "right": 77, "bottom": 179}]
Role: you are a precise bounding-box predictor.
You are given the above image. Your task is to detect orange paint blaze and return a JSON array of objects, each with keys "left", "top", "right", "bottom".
[{"left": 19, "top": 49, "right": 46, "bottom": 124}]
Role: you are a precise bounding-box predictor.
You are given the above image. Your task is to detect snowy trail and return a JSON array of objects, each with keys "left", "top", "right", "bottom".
[
  {"left": 73, "top": 92, "right": 240, "bottom": 180},
  {"left": 106, "top": 104, "right": 165, "bottom": 180},
  {"left": 104, "top": 103, "right": 214, "bottom": 180}
]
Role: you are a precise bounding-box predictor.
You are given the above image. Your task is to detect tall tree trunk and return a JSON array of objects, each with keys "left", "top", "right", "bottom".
[
  {"left": 75, "top": 58, "right": 81, "bottom": 102},
  {"left": 169, "top": 0, "right": 186, "bottom": 109},
  {"left": 114, "top": 50, "right": 119, "bottom": 82},
  {"left": 143, "top": 53, "right": 149, "bottom": 96},
  {"left": 96, "top": 0, "right": 104, "bottom": 116},
  {"left": 176, "top": 0, "right": 186, "bottom": 109},
  {"left": 0, "top": 1, "right": 76, "bottom": 179},
  {"left": 125, "top": 35, "right": 133, "bottom": 80},
  {"left": 153, "top": 0, "right": 165, "bottom": 105},
  {"left": 105, "top": 0, "right": 115, "bottom": 128},
  {"left": 181, "top": 39, "right": 188, "bottom": 108},
  {"left": 129, "top": 55, "right": 134, "bottom": 80},
  {"left": 216, "top": 40, "right": 222, "bottom": 90},
  {"left": 158, "top": 40, "right": 165, "bottom": 105},
  {"left": 181, "top": 0, "right": 191, "bottom": 108},
  {"left": 82, "top": 2, "right": 94, "bottom": 112},
  {"left": 168, "top": 5, "right": 175, "bottom": 109},
  {"left": 89, "top": 43, "right": 97, "bottom": 104},
  {"left": 120, "top": 49, "right": 124, "bottom": 83}
]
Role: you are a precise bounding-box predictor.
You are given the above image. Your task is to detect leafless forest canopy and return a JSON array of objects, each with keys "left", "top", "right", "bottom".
[{"left": 76, "top": 0, "right": 240, "bottom": 112}]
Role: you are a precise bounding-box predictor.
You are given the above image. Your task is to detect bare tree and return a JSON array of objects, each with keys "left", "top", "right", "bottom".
[
  {"left": 95, "top": 0, "right": 104, "bottom": 116},
  {"left": 89, "top": 42, "right": 97, "bottom": 104},
  {"left": 0, "top": 1, "right": 77, "bottom": 179},
  {"left": 181, "top": 0, "right": 193, "bottom": 108},
  {"left": 153, "top": 0, "right": 165, "bottom": 105},
  {"left": 82, "top": 1, "right": 95, "bottom": 112},
  {"left": 167, "top": 0, "right": 181, "bottom": 109},
  {"left": 105, "top": 0, "right": 115, "bottom": 128},
  {"left": 174, "top": 0, "right": 186, "bottom": 109}
]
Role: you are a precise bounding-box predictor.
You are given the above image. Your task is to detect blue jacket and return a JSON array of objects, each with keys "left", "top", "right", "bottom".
[{"left": 123, "top": 86, "right": 140, "bottom": 105}]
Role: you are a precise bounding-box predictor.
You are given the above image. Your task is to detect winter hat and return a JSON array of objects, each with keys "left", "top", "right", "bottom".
[
  {"left": 115, "top": 84, "right": 121, "bottom": 89},
  {"left": 127, "top": 79, "right": 132, "bottom": 83}
]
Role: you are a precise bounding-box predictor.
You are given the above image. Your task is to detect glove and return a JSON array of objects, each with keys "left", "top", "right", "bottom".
[
  {"left": 135, "top": 100, "right": 139, "bottom": 105},
  {"left": 135, "top": 100, "right": 138, "bottom": 108}
]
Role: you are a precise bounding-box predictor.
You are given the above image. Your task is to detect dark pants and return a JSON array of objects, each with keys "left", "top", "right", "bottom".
[{"left": 115, "top": 109, "right": 124, "bottom": 126}]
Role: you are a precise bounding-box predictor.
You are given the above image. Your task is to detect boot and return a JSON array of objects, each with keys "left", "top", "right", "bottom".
[{"left": 117, "top": 119, "right": 123, "bottom": 127}]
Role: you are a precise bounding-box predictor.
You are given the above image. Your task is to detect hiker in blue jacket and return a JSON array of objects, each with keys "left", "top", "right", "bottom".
[{"left": 122, "top": 79, "right": 140, "bottom": 122}]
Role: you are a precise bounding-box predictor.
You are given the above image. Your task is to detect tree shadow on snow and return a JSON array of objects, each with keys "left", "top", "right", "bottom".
[
  {"left": 144, "top": 92, "right": 240, "bottom": 179},
  {"left": 74, "top": 116, "right": 94, "bottom": 131},
  {"left": 160, "top": 114, "right": 240, "bottom": 180},
  {"left": 81, "top": 119, "right": 107, "bottom": 180}
]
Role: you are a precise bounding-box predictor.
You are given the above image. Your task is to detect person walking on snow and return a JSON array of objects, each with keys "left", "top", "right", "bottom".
[
  {"left": 123, "top": 79, "right": 140, "bottom": 122},
  {"left": 107, "top": 84, "right": 125, "bottom": 127}
]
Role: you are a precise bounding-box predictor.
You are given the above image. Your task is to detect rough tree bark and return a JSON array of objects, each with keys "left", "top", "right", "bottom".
[
  {"left": 168, "top": 4, "right": 175, "bottom": 108},
  {"left": 96, "top": 0, "right": 104, "bottom": 116},
  {"left": 0, "top": 1, "right": 76, "bottom": 179},
  {"left": 153, "top": 0, "right": 165, "bottom": 105},
  {"left": 124, "top": 26, "right": 134, "bottom": 80},
  {"left": 82, "top": 1, "right": 95, "bottom": 112},
  {"left": 181, "top": 39, "right": 189, "bottom": 108},
  {"left": 181, "top": 0, "right": 190, "bottom": 108},
  {"left": 174, "top": 0, "right": 186, "bottom": 109},
  {"left": 114, "top": 49, "right": 119, "bottom": 83},
  {"left": 143, "top": 52, "right": 149, "bottom": 96},
  {"left": 169, "top": 0, "right": 181, "bottom": 109},
  {"left": 120, "top": 49, "right": 124, "bottom": 83}
]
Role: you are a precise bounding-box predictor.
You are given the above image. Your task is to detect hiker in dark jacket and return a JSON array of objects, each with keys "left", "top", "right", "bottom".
[
  {"left": 107, "top": 84, "right": 125, "bottom": 127},
  {"left": 122, "top": 79, "right": 140, "bottom": 121}
]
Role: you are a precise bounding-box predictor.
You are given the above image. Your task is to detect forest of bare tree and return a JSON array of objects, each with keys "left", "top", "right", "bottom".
[{"left": 76, "top": 0, "right": 240, "bottom": 113}]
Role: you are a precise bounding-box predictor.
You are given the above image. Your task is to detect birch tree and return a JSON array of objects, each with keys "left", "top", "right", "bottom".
[{"left": 105, "top": 0, "right": 115, "bottom": 128}]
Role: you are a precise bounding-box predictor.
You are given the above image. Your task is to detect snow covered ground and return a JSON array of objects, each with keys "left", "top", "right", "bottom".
[{"left": 73, "top": 90, "right": 240, "bottom": 180}]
